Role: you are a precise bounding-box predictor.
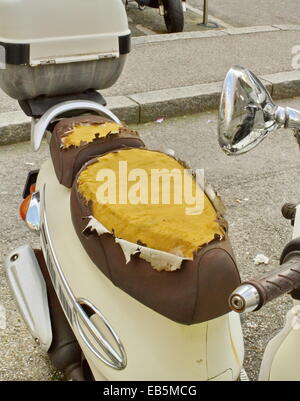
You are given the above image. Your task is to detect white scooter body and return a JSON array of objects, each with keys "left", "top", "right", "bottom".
[
  {"left": 259, "top": 205, "right": 300, "bottom": 381},
  {"left": 33, "top": 157, "right": 244, "bottom": 381}
]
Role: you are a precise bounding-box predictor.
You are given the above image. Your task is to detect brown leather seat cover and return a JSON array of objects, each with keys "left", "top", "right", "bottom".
[
  {"left": 71, "top": 162, "right": 241, "bottom": 325},
  {"left": 50, "top": 115, "right": 145, "bottom": 188}
]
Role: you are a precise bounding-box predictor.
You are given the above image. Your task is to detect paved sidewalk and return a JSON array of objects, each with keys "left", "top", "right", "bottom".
[
  {"left": 109, "top": 27, "right": 300, "bottom": 96},
  {"left": 1, "top": 27, "right": 300, "bottom": 144},
  {"left": 2, "top": 26, "right": 300, "bottom": 113}
]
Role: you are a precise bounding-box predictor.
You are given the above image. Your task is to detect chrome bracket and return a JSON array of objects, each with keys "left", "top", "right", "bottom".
[{"left": 31, "top": 100, "right": 121, "bottom": 152}]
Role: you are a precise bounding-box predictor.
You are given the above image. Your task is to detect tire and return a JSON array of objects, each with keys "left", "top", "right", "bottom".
[{"left": 163, "top": 0, "right": 184, "bottom": 33}]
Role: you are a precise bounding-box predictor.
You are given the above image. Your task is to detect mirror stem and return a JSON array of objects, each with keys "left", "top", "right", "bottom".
[
  {"left": 275, "top": 106, "right": 300, "bottom": 130},
  {"left": 285, "top": 107, "right": 300, "bottom": 130}
]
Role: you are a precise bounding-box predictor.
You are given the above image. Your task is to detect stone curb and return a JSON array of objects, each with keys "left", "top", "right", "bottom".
[
  {"left": 132, "top": 24, "right": 300, "bottom": 45},
  {"left": 1, "top": 69, "right": 300, "bottom": 146}
]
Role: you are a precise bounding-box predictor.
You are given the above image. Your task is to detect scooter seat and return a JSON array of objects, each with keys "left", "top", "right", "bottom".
[
  {"left": 71, "top": 148, "right": 241, "bottom": 325},
  {"left": 50, "top": 115, "right": 145, "bottom": 188}
]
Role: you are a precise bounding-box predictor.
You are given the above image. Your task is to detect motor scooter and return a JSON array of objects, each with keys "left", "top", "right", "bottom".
[
  {"left": 123, "top": 0, "right": 186, "bottom": 33},
  {"left": 2, "top": 0, "right": 299, "bottom": 382},
  {"left": 1, "top": 0, "right": 244, "bottom": 381}
]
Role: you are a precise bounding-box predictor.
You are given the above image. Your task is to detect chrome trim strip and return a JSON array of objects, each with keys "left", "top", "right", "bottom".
[
  {"left": 239, "top": 367, "right": 249, "bottom": 381},
  {"left": 25, "top": 191, "right": 40, "bottom": 233},
  {"left": 41, "top": 185, "right": 127, "bottom": 370}
]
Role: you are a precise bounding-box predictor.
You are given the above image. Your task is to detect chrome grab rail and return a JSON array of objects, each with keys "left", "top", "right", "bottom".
[
  {"left": 31, "top": 100, "right": 121, "bottom": 151},
  {"left": 74, "top": 299, "right": 127, "bottom": 370}
]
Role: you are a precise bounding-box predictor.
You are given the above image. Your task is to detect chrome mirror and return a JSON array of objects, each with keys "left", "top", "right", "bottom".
[{"left": 218, "top": 65, "right": 300, "bottom": 155}]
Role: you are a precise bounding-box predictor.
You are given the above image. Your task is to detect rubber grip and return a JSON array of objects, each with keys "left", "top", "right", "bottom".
[{"left": 245, "top": 253, "right": 300, "bottom": 310}]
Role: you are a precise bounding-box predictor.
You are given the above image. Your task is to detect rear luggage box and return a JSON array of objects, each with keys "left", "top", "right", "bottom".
[{"left": 0, "top": 0, "right": 130, "bottom": 100}]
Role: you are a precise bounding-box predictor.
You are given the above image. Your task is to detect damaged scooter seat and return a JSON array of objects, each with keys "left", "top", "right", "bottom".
[
  {"left": 50, "top": 115, "right": 145, "bottom": 188},
  {"left": 71, "top": 148, "right": 241, "bottom": 325}
]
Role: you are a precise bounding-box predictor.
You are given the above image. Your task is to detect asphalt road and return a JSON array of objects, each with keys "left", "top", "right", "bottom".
[
  {"left": 127, "top": 0, "right": 300, "bottom": 34},
  {"left": 1, "top": 96, "right": 300, "bottom": 380},
  {"left": 193, "top": 0, "right": 300, "bottom": 27}
]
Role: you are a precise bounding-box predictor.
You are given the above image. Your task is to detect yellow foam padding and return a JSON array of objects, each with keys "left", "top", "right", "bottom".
[
  {"left": 62, "top": 122, "right": 122, "bottom": 148},
  {"left": 78, "top": 149, "right": 224, "bottom": 259}
]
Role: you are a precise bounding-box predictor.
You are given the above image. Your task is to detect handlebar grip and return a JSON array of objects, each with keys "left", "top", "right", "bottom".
[{"left": 229, "top": 253, "right": 300, "bottom": 313}]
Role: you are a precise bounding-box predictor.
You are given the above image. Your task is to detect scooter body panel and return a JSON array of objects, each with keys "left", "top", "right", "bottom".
[
  {"left": 4, "top": 245, "right": 53, "bottom": 351},
  {"left": 259, "top": 205, "right": 300, "bottom": 381},
  {"left": 36, "top": 158, "right": 244, "bottom": 381},
  {"left": 265, "top": 301, "right": 300, "bottom": 381}
]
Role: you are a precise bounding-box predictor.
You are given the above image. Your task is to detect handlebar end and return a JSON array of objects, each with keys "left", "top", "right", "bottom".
[{"left": 229, "top": 284, "right": 260, "bottom": 313}]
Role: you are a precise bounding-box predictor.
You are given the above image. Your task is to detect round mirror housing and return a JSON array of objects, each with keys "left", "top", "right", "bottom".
[{"left": 218, "top": 65, "right": 282, "bottom": 155}]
